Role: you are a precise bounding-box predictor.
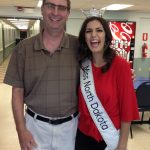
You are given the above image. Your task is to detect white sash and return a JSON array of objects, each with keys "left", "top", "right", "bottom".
[{"left": 80, "top": 59, "right": 119, "bottom": 150}]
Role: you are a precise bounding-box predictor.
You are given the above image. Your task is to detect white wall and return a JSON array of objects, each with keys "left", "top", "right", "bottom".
[
  {"left": 29, "top": 20, "right": 40, "bottom": 36},
  {"left": 0, "top": 7, "right": 42, "bottom": 19},
  {"left": 0, "top": 20, "right": 2, "bottom": 51},
  {"left": 1, "top": 7, "right": 150, "bottom": 59},
  {"left": 67, "top": 10, "right": 150, "bottom": 59},
  {"left": 104, "top": 11, "right": 149, "bottom": 59},
  {"left": 0, "top": 20, "right": 17, "bottom": 48},
  {"left": 139, "top": 17, "right": 150, "bottom": 57},
  {"left": 66, "top": 18, "right": 83, "bottom": 36}
]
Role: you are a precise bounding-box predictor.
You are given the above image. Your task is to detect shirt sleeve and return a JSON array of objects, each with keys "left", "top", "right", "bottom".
[
  {"left": 116, "top": 57, "right": 139, "bottom": 122},
  {"left": 3, "top": 42, "right": 25, "bottom": 88}
]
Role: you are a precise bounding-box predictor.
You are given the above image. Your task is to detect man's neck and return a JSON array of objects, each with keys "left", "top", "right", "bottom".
[{"left": 42, "top": 29, "right": 64, "bottom": 53}]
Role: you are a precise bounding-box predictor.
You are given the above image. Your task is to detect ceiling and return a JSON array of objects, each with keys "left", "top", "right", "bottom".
[
  {"left": 0, "top": 0, "right": 150, "bottom": 29},
  {"left": 0, "top": 0, "right": 150, "bottom": 12}
]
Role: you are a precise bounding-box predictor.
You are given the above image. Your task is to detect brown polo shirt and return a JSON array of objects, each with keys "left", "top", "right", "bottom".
[{"left": 4, "top": 32, "right": 79, "bottom": 117}]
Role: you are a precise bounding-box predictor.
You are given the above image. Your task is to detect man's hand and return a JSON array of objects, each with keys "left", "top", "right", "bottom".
[
  {"left": 131, "top": 69, "right": 136, "bottom": 81},
  {"left": 129, "top": 61, "right": 136, "bottom": 81},
  {"left": 18, "top": 128, "right": 37, "bottom": 150}
]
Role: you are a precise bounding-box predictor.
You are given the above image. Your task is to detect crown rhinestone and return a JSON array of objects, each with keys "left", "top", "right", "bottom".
[{"left": 81, "top": 8, "right": 105, "bottom": 18}]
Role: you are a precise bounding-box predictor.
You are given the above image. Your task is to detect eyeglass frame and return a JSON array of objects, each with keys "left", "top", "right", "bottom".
[{"left": 43, "top": 2, "right": 70, "bottom": 12}]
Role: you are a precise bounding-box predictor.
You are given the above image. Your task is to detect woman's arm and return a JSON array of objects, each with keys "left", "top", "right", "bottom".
[{"left": 116, "top": 121, "right": 131, "bottom": 150}]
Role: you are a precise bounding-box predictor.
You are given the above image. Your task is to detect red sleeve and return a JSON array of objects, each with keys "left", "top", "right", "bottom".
[{"left": 116, "top": 57, "right": 139, "bottom": 121}]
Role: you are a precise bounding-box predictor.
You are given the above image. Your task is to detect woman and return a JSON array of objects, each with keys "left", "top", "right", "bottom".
[{"left": 75, "top": 16, "right": 139, "bottom": 150}]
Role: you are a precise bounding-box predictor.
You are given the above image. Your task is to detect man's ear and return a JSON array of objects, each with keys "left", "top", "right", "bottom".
[{"left": 66, "top": 11, "right": 70, "bottom": 20}]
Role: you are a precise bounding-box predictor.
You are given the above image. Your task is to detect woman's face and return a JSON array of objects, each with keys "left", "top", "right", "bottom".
[{"left": 85, "top": 20, "right": 106, "bottom": 54}]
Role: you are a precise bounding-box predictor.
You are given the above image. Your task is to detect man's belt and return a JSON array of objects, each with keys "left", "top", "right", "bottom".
[{"left": 26, "top": 108, "right": 78, "bottom": 125}]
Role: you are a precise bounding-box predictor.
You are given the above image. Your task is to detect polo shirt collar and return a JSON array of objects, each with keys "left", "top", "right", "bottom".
[{"left": 34, "top": 31, "right": 70, "bottom": 51}]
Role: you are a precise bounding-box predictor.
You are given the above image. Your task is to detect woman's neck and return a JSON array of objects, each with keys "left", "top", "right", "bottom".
[{"left": 92, "top": 53, "right": 106, "bottom": 67}]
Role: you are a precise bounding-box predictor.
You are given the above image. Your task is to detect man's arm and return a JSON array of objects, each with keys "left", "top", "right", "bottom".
[{"left": 12, "top": 87, "right": 37, "bottom": 150}]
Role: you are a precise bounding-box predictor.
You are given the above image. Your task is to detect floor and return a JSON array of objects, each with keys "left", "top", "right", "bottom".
[{"left": 0, "top": 56, "right": 150, "bottom": 150}]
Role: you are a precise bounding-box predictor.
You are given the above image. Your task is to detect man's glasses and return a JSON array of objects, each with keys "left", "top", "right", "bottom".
[{"left": 44, "top": 2, "right": 69, "bottom": 12}]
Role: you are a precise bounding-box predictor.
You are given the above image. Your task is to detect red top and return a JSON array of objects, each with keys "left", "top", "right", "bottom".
[{"left": 78, "top": 56, "right": 139, "bottom": 141}]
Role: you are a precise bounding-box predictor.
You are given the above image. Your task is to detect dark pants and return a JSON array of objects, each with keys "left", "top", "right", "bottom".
[{"left": 75, "top": 129, "right": 107, "bottom": 150}]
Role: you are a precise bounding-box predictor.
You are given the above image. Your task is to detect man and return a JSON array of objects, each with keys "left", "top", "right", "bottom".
[{"left": 4, "top": 0, "right": 79, "bottom": 150}]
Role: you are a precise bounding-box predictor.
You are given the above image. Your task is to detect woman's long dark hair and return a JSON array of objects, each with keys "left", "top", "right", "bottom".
[{"left": 78, "top": 16, "right": 116, "bottom": 73}]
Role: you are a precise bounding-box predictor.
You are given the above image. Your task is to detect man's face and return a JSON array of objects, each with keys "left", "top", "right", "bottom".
[{"left": 41, "top": 0, "right": 70, "bottom": 31}]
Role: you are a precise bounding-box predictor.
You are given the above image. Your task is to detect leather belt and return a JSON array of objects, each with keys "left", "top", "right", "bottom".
[{"left": 26, "top": 108, "right": 78, "bottom": 125}]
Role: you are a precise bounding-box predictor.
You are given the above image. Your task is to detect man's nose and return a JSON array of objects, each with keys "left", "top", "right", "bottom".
[{"left": 52, "top": 6, "right": 59, "bottom": 15}]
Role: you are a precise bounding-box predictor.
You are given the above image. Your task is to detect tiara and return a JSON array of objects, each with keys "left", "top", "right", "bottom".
[{"left": 81, "top": 8, "right": 105, "bottom": 18}]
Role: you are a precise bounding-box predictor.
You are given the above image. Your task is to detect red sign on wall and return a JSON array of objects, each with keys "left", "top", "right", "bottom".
[{"left": 142, "top": 33, "right": 148, "bottom": 41}]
